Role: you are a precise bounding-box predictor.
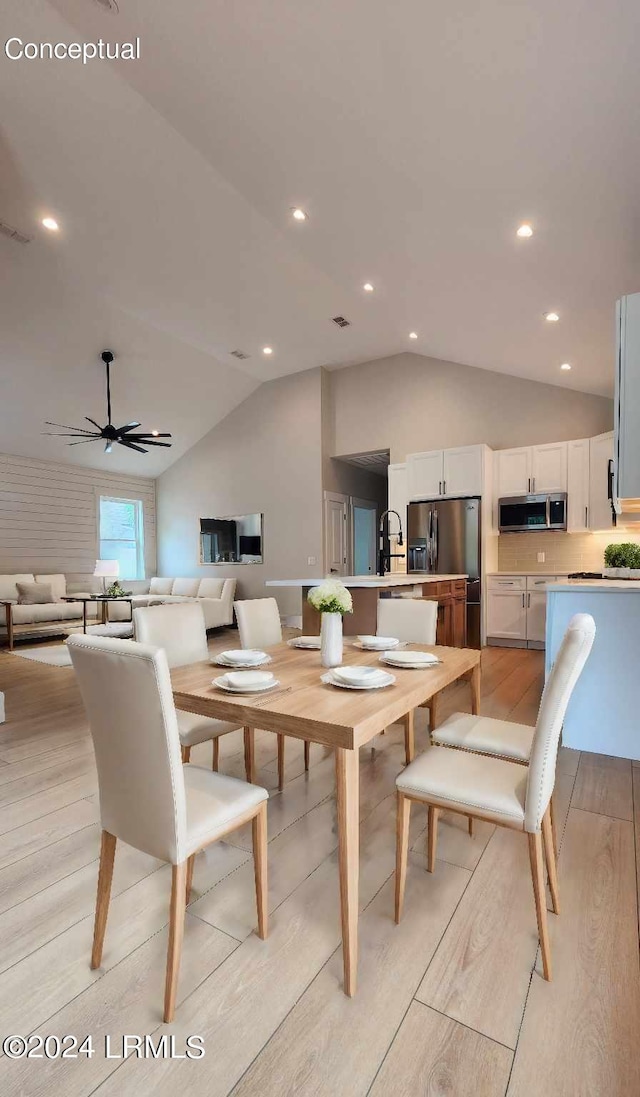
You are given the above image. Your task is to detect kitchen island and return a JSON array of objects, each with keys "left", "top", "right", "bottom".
[
  {"left": 546, "top": 579, "right": 640, "bottom": 760},
  {"left": 267, "top": 574, "right": 469, "bottom": 647}
]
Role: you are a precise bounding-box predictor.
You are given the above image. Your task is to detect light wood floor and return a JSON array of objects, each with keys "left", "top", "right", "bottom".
[{"left": 0, "top": 636, "right": 639, "bottom": 1095}]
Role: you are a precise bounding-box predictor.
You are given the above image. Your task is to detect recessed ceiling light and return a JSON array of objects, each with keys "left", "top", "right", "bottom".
[
  {"left": 545, "top": 312, "right": 560, "bottom": 322},
  {"left": 516, "top": 223, "right": 533, "bottom": 238},
  {"left": 41, "top": 217, "right": 59, "bottom": 231},
  {"left": 291, "top": 208, "right": 307, "bottom": 221},
  {"left": 560, "top": 362, "right": 572, "bottom": 371},
  {"left": 263, "top": 346, "right": 273, "bottom": 355},
  {"left": 363, "top": 283, "right": 374, "bottom": 292},
  {"left": 409, "top": 332, "right": 418, "bottom": 340}
]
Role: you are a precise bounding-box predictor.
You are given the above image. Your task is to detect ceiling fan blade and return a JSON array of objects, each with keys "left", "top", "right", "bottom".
[
  {"left": 45, "top": 421, "right": 96, "bottom": 435},
  {"left": 117, "top": 422, "right": 141, "bottom": 434},
  {"left": 68, "top": 438, "right": 99, "bottom": 446},
  {"left": 126, "top": 432, "right": 172, "bottom": 439},
  {"left": 118, "top": 439, "right": 147, "bottom": 454},
  {"left": 85, "top": 417, "right": 104, "bottom": 432},
  {"left": 43, "top": 431, "right": 101, "bottom": 438},
  {"left": 126, "top": 439, "right": 172, "bottom": 448},
  {"left": 105, "top": 441, "right": 113, "bottom": 454}
]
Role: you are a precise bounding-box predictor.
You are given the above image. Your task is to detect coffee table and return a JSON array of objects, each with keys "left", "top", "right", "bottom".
[{"left": 62, "top": 595, "right": 134, "bottom": 633}]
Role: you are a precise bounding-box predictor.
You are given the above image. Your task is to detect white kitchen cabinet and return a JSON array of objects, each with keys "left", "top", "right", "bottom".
[
  {"left": 588, "top": 431, "right": 614, "bottom": 531},
  {"left": 495, "top": 448, "right": 531, "bottom": 497},
  {"left": 567, "top": 439, "right": 590, "bottom": 531},
  {"left": 442, "top": 445, "right": 484, "bottom": 496},
  {"left": 407, "top": 450, "right": 443, "bottom": 500},
  {"left": 615, "top": 293, "right": 640, "bottom": 504},
  {"left": 526, "top": 590, "right": 547, "bottom": 644},
  {"left": 486, "top": 588, "right": 527, "bottom": 642},
  {"left": 530, "top": 442, "right": 567, "bottom": 493},
  {"left": 387, "top": 463, "right": 407, "bottom": 527}
]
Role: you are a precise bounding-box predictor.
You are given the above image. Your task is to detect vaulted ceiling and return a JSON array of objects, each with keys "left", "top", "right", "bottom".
[{"left": 1, "top": 0, "right": 638, "bottom": 475}]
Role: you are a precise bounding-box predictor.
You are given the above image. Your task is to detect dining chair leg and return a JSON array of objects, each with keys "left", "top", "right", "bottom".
[
  {"left": 185, "top": 854, "right": 196, "bottom": 904},
  {"left": 252, "top": 803, "right": 268, "bottom": 939},
  {"left": 212, "top": 737, "right": 220, "bottom": 772},
  {"left": 91, "top": 830, "right": 117, "bottom": 969},
  {"left": 427, "top": 805, "right": 439, "bottom": 872},
  {"left": 470, "top": 661, "right": 481, "bottom": 715},
  {"left": 541, "top": 808, "right": 560, "bottom": 915},
  {"left": 395, "top": 792, "right": 411, "bottom": 923},
  {"left": 429, "top": 693, "right": 438, "bottom": 731},
  {"left": 468, "top": 816, "right": 474, "bottom": 837},
  {"left": 164, "top": 862, "right": 187, "bottom": 1023},
  {"left": 549, "top": 795, "right": 558, "bottom": 859},
  {"left": 304, "top": 740, "right": 310, "bottom": 772},
  {"left": 277, "top": 733, "right": 285, "bottom": 791},
  {"left": 181, "top": 745, "right": 191, "bottom": 764},
  {"left": 403, "top": 710, "right": 415, "bottom": 765},
  {"left": 528, "top": 831, "right": 552, "bottom": 981},
  {"left": 244, "top": 727, "right": 256, "bottom": 783}
]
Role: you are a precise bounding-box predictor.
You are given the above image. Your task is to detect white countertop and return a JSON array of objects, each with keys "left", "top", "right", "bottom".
[
  {"left": 266, "top": 573, "right": 468, "bottom": 589},
  {"left": 547, "top": 579, "right": 640, "bottom": 592}
]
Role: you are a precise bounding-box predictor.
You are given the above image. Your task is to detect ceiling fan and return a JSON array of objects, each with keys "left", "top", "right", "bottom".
[{"left": 44, "top": 350, "right": 172, "bottom": 454}]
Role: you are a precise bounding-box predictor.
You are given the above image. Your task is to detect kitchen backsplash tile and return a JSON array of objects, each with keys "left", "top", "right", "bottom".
[{"left": 497, "top": 530, "right": 640, "bottom": 573}]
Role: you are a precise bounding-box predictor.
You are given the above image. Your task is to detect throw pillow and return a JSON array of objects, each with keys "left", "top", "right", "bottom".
[{"left": 16, "top": 582, "right": 53, "bottom": 605}]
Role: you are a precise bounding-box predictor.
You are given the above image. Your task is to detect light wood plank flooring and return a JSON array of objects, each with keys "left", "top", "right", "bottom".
[{"left": 0, "top": 636, "right": 638, "bottom": 1095}]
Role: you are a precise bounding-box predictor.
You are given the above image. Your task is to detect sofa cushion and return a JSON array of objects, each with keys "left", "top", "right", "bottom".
[
  {"left": 0, "top": 574, "right": 35, "bottom": 602},
  {"left": 197, "top": 578, "right": 225, "bottom": 599},
  {"left": 149, "top": 578, "right": 174, "bottom": 595},
  {"left": 11, "top": 601, "right": 98, "bottom": 625},
  {"left": 17, "top": 582, "right": 53, "bottom": 605},
  {"left": 35, "top": 574, "right": 67, "bottom": 601},
  {"left": 172, "top": 578, "right": 200, "bottom": 597}
]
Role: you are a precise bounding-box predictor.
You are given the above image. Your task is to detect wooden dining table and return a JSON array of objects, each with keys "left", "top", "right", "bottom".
[{"left": 171, "top": 637, "right": 482, "bottom": 997}]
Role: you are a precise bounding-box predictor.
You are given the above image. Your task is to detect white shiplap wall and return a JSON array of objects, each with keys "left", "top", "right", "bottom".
[{"left": 0, "top": 452, "right": 156, "bottom": 581}]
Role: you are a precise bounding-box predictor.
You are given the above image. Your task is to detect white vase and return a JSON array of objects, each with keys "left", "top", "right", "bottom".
[{"left": 321, "top": 612, "right": 343, "bottom": 668}]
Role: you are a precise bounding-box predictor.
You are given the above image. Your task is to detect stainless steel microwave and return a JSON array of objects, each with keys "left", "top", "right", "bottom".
[{"left": 498, "top": 493, "right": 567, "bottom": 533}]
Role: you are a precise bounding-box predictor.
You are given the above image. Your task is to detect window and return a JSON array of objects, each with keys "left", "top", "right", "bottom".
[{"left": 99, "top": 496, "right": 145, "bottom": 580}]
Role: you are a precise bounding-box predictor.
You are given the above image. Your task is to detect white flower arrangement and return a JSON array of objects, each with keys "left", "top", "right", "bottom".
[{"left": 307, "top": 578, "right": 353, "bottom": 615}]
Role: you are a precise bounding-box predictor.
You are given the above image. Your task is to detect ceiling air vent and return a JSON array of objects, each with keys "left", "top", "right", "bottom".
[
  {"left": 230, "top": 349, "right": 250, "bottom": 360},
  {"left": 0, "top": 219, "right": 31, "bottom": 245},
  {"left": 332, "top": 316, "right": 351, "bottom": 328}
]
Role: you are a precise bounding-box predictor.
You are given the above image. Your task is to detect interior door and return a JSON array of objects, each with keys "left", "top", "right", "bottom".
[
  {"left": 324, "top": 492, "right": 348, "bottom": 575},
  {"left": 351, "top": 498, "right": 378, "bottom": 575}
]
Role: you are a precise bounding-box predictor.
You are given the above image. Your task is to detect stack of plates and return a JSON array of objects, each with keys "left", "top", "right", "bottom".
[
  {"left": 380, "top": 650, "right": 441, "bottom": 670},
  {"left": 213, "top": 670, "right": 280, "bottom": 693},
  {"left": 287, "top": 636, "right": 321, "bottom": 649},
  {"left": 213, "top": 649, "right": 270, "bottom": 668},
  {"left": 353, "top": 635, "right": 400, "bottom": 651},
  {"left": 322, "top": 665, "right": 395, "bottom": 690}
]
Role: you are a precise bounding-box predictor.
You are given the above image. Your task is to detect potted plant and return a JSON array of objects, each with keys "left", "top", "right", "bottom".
[
  {"left": 307, "top": 579, "right": 353, "bottom": 668},
  {"left": 603, "top": 543, "right": 640, "bottom": 579}
]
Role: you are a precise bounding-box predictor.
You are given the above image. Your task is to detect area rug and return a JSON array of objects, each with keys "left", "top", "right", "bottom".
[{"left": 9, "top": 646, "right": 73, "bottom": 667}]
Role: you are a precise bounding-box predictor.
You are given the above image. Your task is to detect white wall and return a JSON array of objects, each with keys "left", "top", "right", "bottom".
[
  {"left": 156, "top": 369, "right": 323, "bottom": 616},
  {"left": 328, "top": 353, "right": 613, "bottom": 460},
  {"left": 0, "top": 450, "right": 156, "bottom": 583}
]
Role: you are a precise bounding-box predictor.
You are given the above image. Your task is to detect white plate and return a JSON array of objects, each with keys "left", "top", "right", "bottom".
[
  {"left": 287, "top": 636, "right": 321, "bottom": 649},
  {"left": 353, "top": 636, "right": 400, "bottom": 650},
  {"left": 333, "top": 666, "right": 390, "bottom": 687},
  {"left": 214, "top": 653, "right": 271, "bottom": 668},
  {"left": 213, "top": 674, "right": 281, "bottom": 694},
  {"left": 380, "top": 651, "right": 441, "bottom": 669},
  {"left": 321, "top": 670, "right": 395, "bottom": 690},
  {"left": 220, "top": 649, "right": 267, "bottom": 665}
]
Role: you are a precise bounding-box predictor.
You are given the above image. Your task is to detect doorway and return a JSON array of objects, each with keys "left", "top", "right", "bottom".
[{"left": 351, "top": 498, "right": 378, "bottom": 575}]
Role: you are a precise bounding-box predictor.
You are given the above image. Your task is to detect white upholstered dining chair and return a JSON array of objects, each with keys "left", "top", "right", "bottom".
[
  {"left": 67, "top": 633, "right": 269, "bottom": 1023},
  {"left": 377, "top": 597, "right": 439, "bottom": 765},
  {"left": 394, "top": 613, "right": 595, "bottom": 981},
  {"left": 133, "top": 602, "right": 249, "bottom": 777},
  {"left": 234, "top": 597, "right": 307, "bottom": 790}
]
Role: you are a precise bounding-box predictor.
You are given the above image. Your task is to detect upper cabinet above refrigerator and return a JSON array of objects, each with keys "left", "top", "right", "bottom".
[{"left": 407, "top": 445, "right": 486, "bottom": 500}]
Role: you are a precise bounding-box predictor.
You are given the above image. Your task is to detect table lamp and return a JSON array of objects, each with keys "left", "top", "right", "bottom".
[{"left": 94, "top": 560, "right": 119, "bottom": 594}]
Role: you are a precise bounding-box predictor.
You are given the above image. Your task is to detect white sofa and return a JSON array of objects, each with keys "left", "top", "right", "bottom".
[
  {"left": 108, "top": 577, "right": 237, "bottom": 630},
  {"left": 0, "top": 574, "right": 236, "bottom": 648}
]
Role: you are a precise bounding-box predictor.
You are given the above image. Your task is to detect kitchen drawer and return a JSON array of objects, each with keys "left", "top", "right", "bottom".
[
  {"left": 487, "top": 575, "right": 526, "bottom": 591},
  {"left": 526, "top": 575, "right": 558, "bottom": 590}
]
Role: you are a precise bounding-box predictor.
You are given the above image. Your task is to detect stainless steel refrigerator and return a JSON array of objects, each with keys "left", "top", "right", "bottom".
[{"left": 407, "top": 497, "right": 481, "bottom": 648}]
